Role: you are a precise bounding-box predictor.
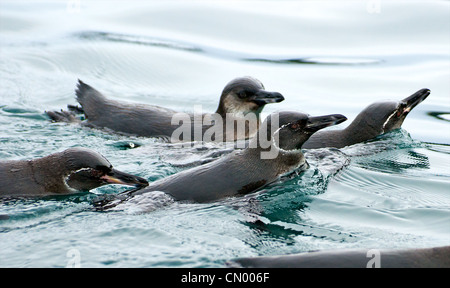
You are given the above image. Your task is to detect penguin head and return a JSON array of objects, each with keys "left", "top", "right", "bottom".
[
  {"left": 216, "top": 77, "right": 284, "bottom": 116},
  {"left": 350, "top": 88, "right": 430, "bottom": 135},
  {"left": 262, "top": 111, "right": 347, "bottom": 151},
  {"left": 381, "top": 88, "right": 430, "bottom": 132},
  {"left": 61, "top": 148, "right": 148, "bottom": 192}
]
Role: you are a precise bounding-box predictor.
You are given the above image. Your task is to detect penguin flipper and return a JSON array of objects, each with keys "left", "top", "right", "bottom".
[
  {"left": 75, "top": 79, "right": 108, "bottom": 120},
  {"left": 46, "top": 109, "right": 81, "bottom": 123}
]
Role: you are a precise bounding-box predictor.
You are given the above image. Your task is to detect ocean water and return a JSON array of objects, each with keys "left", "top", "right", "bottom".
[{"left": 0, "top": 1, "right": 449, "bottom": 267}]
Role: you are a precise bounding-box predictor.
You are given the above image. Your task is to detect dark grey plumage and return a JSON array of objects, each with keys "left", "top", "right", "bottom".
[
  {"left": 47, "top": 77, "right": 284, "bottom": 141},
  {"left": 228, "top": 245, "right": 450, "bottom": 268},
  {"left": 303, "top": 88, "right": 430, "bottom": 149},
  {"left": 0, "top": 147, "right": 148, "bottom": 197},
  {"left": 99, "top": 111, "right": 346, "bottom": 207}
]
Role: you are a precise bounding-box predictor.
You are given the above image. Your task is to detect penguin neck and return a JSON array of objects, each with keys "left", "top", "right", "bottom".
[
  {"left": 214, "top": 102, "right": 227, "bottom": 118},
  {"left": 246, "top": 139, "right": 306, "bottom": 173},
  {"left": 342, "top": 116, "right": 383, "bottom": 146},
  {"left": 215, "top": 100, "right": 264, "bottom": 120},
  {"left": 215, "top": 108, "right": 263, "bottom": 123},
  {"left": 31, "top": 154, "right": 74, "bottom": 194},
  {"left": 305, "top": 113, "right": 384, "bottom": 149},
  {"left": 219, "top": 110, "right": 263, "bottom": 141},
  {"left": 277, "top": 148, "right": 306, "bottom": 173}
]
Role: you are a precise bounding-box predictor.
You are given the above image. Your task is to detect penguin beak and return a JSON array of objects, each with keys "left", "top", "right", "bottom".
[
  {"left": 401, "top": 88, "right": 430, "bottom": 113},
  {"left": 305, "top": 114, "right": 347, "bottom": 133},
  {"left": 251, "top": 90, "right": 285, "bottom": 105},
  {"left": 100, "top": 169, "right": 148, "bottom": 187}
]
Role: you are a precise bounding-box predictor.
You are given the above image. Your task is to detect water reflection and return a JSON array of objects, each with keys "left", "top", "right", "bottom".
[{"left": 355, "top": 149, "right": 430, "bottom": 174}]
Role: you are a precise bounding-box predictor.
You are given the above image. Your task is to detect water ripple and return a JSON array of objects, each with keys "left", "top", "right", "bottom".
[
  {"left": 427, "top": 111, "right": 450, "bottom": 122},
  {"left": 75, "top": 30, "right": 382, "bottom": 66}
]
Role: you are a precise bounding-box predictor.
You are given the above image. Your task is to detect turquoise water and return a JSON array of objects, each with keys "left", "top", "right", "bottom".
[{"left": 1, "top": 1, "right": 449, "bottom": 267}]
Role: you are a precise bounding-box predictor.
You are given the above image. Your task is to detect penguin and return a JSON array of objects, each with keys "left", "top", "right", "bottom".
[
  {"left": 46, "top": 77, "right": 285, "bottom": 142},
  {"left": 303, "top": 88, "right": 430, "bottom": 149},
  {"left": 0, "top": 147, "right": 148, "bottom": 197},
  {"left": 96, "top": 111, "right": 347, "bottom": 209},
  {"left": 227, "top": 245, "right": 450, "bottom": 268}
]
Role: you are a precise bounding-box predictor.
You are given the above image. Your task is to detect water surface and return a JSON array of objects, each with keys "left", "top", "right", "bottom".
[{"left": 1, "top": 1, "right": 449, "bottom": 267}]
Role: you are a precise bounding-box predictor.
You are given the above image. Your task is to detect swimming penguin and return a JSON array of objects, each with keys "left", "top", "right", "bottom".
[
  {"left": 97, "top": 111, "right": 346, "bottom": 208},
  {"left": 227, "top": 245, "right": 450, "bottom": 268},
  {"left": 46, "top": 77, "right": 285, "bottom": 142},
  {"left": 303, "top": 88, "right": 430, "bottom": 149},
  {"left": 0, "top": 147, "right": 148, "bottom": 197}
]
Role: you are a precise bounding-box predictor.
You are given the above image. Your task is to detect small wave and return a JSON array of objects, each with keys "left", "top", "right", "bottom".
[
  {"left": 0, "top": 197, "right": 91, "bottom": 233},
  {"left": 304, "top": 148, "right": 351, "bottom": 177},
  {"left": 75, "top": 30, "right": 381, "bottom": 66},
  {"left": 0, "top": 106, "right": 47, "bottom": 120},
  {"left": 341, "top": 129, "right": 423, "bottom": 157},
  {"left": 354, "top": 149, "right": 430, "bottom": 175},
  {"left": 427, "top": 111, "right": 450, "bottom": 122},
  {"left": 329, "top": 140, "right": 450, "bottom": 210},
  {"left": 103, "top": 191, "right": 175, "bottom": 214},
  {"left": 338, "top": 129, "right": 434, "bottom": 177},
  {"left": 245, "top": 57, "right": 381, "bottom": 65},
  {"left": 76, "top": 31, "right": 202, "bottom": 52}
]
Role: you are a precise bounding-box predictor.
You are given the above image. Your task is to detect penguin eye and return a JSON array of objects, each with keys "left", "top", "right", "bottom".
[
  {"left": 96, "top": 165, "right": 112, "bottom": 174},
  {"left": 238, "top": 91, "right": 247, "bottom": 99},
  {"left": 397, "top": 103, "right": 407, "bottom": 116},
  {"left": 289, "top": 123, "right": 300, "bottom": 130},
  {"left": 90, "top": 168, "right": 103, "bottom": 178}
]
